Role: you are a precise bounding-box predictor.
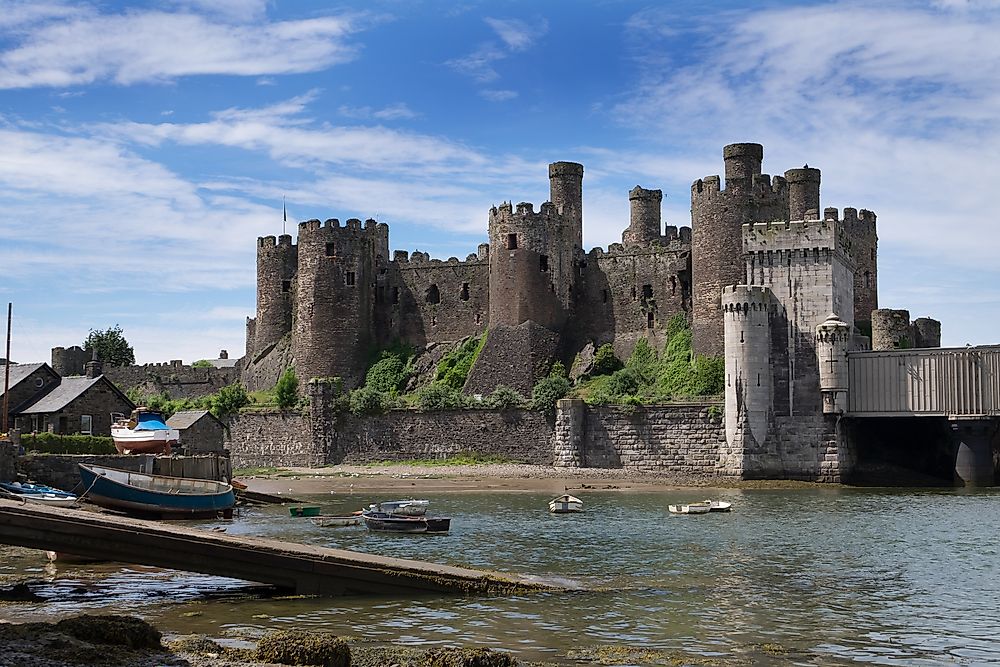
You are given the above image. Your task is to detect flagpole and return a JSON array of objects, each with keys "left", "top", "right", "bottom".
[{"left": 282, "top": 196, "right": 286, "bottom": 235}]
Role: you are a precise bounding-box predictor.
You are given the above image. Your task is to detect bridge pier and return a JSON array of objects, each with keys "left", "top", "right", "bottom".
[{"left": 951, "top": 419, "right": 998, "bottom": 487}]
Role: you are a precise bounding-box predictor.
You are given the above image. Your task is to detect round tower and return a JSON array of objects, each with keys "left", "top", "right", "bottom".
[
  {"left": 488, "top": 202, "right": 567, "bottom": 331},
  {"left": 255, "top": 234, "right": 297, "bottom": 354},
  {"left": 691, "top": 143, "right": 765, "bottom": 357},
  {"left": 722, "top": 285, "right": 773, "bottom": 452},
  {"left": 292, "top": 219, "right": 376, "bottom": 388},
  {"left": 785, "top": 167, "right": 821, "bottom": 221},
  {"left": 723, "top": 143, "right": 763, "bottom": 193},
  {"left": 816, "top": 313, "right": 851, "bottom": 414},
  {"left": 871, "top": 308, "right": 911, "bottom": 350},
  {"left": 548, "top": 161, "right": 583, "bottom": 250},
  {"left": 623, "top": 186, "right": 662, "bottom": 245}
]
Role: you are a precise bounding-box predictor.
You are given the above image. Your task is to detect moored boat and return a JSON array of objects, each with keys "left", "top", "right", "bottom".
[
  {"left": 0, "top": 481, "right": 79, "bottom": 508},
  {"left": 705, "top": 499, "right": 732, "bottom": 512},
  {"left": 311, "top": 515, "right": 363, "bottom": 527},
  {"left": 111, "top": 407, "right": 180, "bottom": 455},
  {"left": 78, "top": 463, "right": 234, "bottom": 518},
  {"left": 367, "top": 499, "right": 429, "bottom": 516},
  {"left": 668, "top": 502, "right": 711, "bottom": 515},
  {"left": 289, "top": 506, "right": 322, "bottom": 517},
  {"left": 548, "top": 494, "right": 583, "bottom": 513},
  {"left": 361, "top": 510, "right": 451, "bottom": 534}
]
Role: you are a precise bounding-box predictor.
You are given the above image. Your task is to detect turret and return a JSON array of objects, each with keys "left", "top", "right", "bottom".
[
  {"left": 548, "top": 161, "right": 583, "bottom": 251},
  {"left": 723, "top": 143, "right": 763, "bottom": 194},
  {"left": 871, "top": 308, "right": 911, "bottom": 350},
  {"left": 785, "top": 167, "right": 821, "bottom": 221},
  {"left": 623, "top": 186, "right": 662, "bottom": 245},
  {"left": 255, "top": 234, "right": 297, "bottom": 354},
  {"left": 722, "top": 285, "right": 774, "bottom": 456},
  {"left": 816, "top": 313, "right": 851, "bottom": 414}
]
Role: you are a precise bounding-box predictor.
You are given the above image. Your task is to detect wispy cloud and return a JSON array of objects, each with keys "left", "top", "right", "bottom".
[
  {"left": 447, "top": 15, "right": 548, "bottom": 87},
  {"left": 338, "top": 102, "right": 418, "bottom": 120},
  {"left": 0, "top": 5, "right": 371, "bottom": 88},
  {"left": 480, "top": 89, "right": 518, "bottom": 102}
]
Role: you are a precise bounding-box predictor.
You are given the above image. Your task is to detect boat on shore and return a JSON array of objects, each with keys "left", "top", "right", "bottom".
[
  {"left": 668, "top": 502, "right": 711, "bottom": 515},
  {"left": 548, "top": 494, "right": 583, "bottom": 513},
  {"left": 0, "top": 482, "right": 79, "bottom": 508},
  {"left": 78, "top": 463, "right": 234, "bottom": 518},
  {"left": 361, "top": 510, "right": 451, "bottom": 534},
  {"left": 111, "top": 407, "right": 180, "bottom": 455},
  {"left": 311, "top": 515, "right": 363, "bottom": 527}
]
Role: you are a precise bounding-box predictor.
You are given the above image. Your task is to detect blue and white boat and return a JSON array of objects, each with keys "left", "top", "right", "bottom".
[
  {"left": 0, "top": 481, "right": 79, "bottom": 507},
  {"left": 78, "top": 463, "right": 234, "bottom": 518}
]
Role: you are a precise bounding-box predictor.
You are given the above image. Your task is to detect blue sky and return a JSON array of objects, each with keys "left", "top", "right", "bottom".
[{"left": 2, "top": 0, "right": 999, "bottom": 365}]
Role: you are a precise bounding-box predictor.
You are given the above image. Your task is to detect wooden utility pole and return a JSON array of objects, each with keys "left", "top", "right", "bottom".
[{"left": 2, "top": 303, "right": 10, "bottom": 434}]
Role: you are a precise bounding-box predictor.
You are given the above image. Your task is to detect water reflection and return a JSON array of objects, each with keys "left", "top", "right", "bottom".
[{"left": 2, "top": 487, "right": 999, "bottom": 664}]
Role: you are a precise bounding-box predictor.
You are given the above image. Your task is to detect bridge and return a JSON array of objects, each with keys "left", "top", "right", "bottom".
[
  {"left": 0, "top": 498, "right": 559, "bottom": 597},
  {"left": 846, "top": 345, "right": 1000, "bottom": 484}
]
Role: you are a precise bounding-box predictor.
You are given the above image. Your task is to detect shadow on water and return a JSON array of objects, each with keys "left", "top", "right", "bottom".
[{"left": 3, "top": 486, "right": 1000, "bottom": 664}]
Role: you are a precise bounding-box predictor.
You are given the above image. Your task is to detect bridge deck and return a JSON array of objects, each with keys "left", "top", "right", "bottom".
[
  {"left": 0, "top": 499, "right": 558, "bottom": 596},
  {"left": 847, "top": 345, "right": 1000, "bottom": 418}
]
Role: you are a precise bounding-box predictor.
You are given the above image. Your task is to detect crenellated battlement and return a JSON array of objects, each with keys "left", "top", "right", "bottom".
[
  {"left": 743, "top": 219, "right": 853, "bottom": 263},
  {"left": 392, "top": 249, "right": 487, "bottom": 268},
  {"left": 722, "top": 284, "right": 775, "bottom": 313}
]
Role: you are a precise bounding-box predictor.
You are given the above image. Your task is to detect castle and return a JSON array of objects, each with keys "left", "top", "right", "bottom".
[{"left": 243, "top": 143, "right": 901, "bottom": 398}]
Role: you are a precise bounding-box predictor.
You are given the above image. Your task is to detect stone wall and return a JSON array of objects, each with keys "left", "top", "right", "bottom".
[
  {"left": 104, "top": 362, "right": 241, "bottom": 399},
  {"left": 554, "top": 400, "right": 726, "bottom": 474},
  {"left": 335, "top": 409, "right": 554, "bottom": 465},
  {"left": 225, "top": 411, "right": 315, "bottom": 469}
]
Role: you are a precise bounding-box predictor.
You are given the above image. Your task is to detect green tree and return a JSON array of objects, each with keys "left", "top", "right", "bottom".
[
  {"left": 211, "top": 383, "right": 249, "bottom": 417},
  {"left": 84, "top": 325, "right": 135, "bottom": 366},
  {"left": 274, "top": 368, "right": 299, "bottom": 409}
]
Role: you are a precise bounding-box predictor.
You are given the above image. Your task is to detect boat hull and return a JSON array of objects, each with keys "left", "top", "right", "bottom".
[
  {"left": 111, "top": 428, "right": 177, "bottom": 455},
  {"left": 78, "top": 464, "right": 235, "bottom": 518},
  {"left": 0, "top": 482, "right": 79, "bottom": 507},
  {"left": 669, "top": 503, "right": 711, "bottom": 515},
  {"left": 361, "top": 511, "right": 451, "bottom": 534},
  {"left": 311, "top": 516, "right": 362, "bottom": 527},
  {"left": 548, "top": 494, "right": 583, "bottom": 513}
]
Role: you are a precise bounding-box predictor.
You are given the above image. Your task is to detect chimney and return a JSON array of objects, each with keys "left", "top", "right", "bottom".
[
  {"left": 85, "top": 360, "right": 103, "bottom": 379},
  {"left": 219, "top": 350, "right": 228, "bottom": 359}
]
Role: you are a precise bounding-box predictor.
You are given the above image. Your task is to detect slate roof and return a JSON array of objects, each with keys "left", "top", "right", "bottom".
[
  {"left": 167, "top": 410, "right": 224, "bottom": 430},
  {"left": 206, "top": 358, "right": 238, "bottom": 368},
  {"left": 19, "top": 376, "right": 102, "bottom": 414},
  {"left": 0, "top": 363, "right": 46, "bottom": 393}
]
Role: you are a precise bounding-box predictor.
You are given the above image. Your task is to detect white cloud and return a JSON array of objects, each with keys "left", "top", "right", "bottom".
[
  {"left": 338, "top": 102, "right": 418, "bottom": 120},
  {"left": 0, "top": 7, "right": 368, "bottom": 88},
  {"left": 446, "top": 43, "right": 505, "bottom": 83},
  {"left": 480, "top": 89, "right": 518, "bottom": 102},
  {"left": 484, "top": 17, "right": 548, "bottom": 52}
]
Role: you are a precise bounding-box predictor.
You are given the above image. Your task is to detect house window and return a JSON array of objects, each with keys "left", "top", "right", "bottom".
[
  {"left": 346, "top": 271, "right": 356, "bottom": 287},
  {"left": 539, "top": 255, "right": 549, "bottom": 272},
  {"left": 325, "top": 242, "right": 336, "bottom": 257},
  {"left": 281, "top": 280, "right": 291, "bottom": 293},
  {"left": 506, "top": 233, "right": 518, "bottom": 250},
  {"left": 80, "top": 414, "right": 93, "bottom": 435}
]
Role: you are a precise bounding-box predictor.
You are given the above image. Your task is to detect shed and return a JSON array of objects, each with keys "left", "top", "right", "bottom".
[{"left": 167, "top": 410, "right": 226, "bottom": 452}]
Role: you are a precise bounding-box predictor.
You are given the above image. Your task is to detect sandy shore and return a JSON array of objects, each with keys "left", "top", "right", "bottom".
[{"left": 240, "top": 463, "right": 826, "bottom": 497}]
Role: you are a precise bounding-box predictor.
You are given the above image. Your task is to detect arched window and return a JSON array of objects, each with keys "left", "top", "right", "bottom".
[{"left": 426, "top": 284, "right": 440, "bottom": 304}]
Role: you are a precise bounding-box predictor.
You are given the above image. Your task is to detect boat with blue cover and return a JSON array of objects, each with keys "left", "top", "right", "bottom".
[
  {"left": 111, "top": 407, "right": 180, "bottom": 454},
  {"left": 0, "top": 481, "right": 79, "bottom": 508},
  {"left": 78, "top": 463, "right": 234, "bottom": 518}
]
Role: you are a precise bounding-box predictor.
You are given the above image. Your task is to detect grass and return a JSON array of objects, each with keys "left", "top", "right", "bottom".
[
  {"left": 363, "top": 453, "right": 513, "bottom": 467},
  {"left": 232, "top": 466, "right": 285, "bottom": 476}
]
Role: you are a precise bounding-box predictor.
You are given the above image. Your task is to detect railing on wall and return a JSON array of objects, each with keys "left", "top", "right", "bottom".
[{"left": 847, "top": 346, "right": 1000, "bottom": 417}]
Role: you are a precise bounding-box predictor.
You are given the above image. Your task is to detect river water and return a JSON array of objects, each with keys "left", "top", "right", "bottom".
[{"left": 2, "top": 487, "right": 999, "bottom": 665}]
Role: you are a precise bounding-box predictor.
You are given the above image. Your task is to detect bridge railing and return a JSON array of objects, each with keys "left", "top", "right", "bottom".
[{"left": 847, "top": 346, "right": 1000, "bottom": 417}]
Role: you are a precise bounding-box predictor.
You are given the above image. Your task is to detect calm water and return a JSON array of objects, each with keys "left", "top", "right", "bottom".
[{"left": 2, "top": 487, "right": 1000, "bottom": 665}]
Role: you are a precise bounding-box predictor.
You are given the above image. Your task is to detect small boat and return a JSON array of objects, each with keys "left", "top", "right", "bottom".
[
  {"left": 111, "top": 407, "right": 180, "bottom": 455},
  {"left": 367, "top": 499, "right": 429, "bottom": 516},
  {"left": 78, "top": 464, "right": 234, "bottom": 518},
  {"left": 548, "top": 494, "right": 583, "bottom": 513},
  {"left": 705, "top": 499, "right": 732, "bottom": 512},
  {"left": 311, "top": 515, "right": 363, "bottom": 527},
  {"left": 669, "top": 502, "right": 711, "bottom": 515},
  {"left": 361, "top": 510, "right": 450, "bottom": 534},
  {"left": 0, "top": 481, "right": 79, "bottom": 507},
  {"left": 288, "top": 506, "right": 321, "bottom": 517}
]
